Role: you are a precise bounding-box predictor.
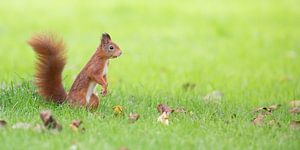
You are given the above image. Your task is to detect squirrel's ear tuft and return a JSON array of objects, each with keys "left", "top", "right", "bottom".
[{"left": 101, "top": 33, "right": 111, "bottom": 44}]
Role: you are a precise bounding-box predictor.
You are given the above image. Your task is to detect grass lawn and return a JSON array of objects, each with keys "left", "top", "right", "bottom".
[{"left": 0, "top": 0, "right": 300, "bottom": 149}]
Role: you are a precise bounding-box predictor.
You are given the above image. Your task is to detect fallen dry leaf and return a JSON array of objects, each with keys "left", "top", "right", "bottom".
[
  {"left": 157, "top": 112, "right": 169, "bottom": 125},
  {"left": 268, "top": 104, "right": 281, "bottom": 111},
  {"left": 0, "top": 119, "right": 7, "bottom": 128},
  {"left": 40, "top": 110, "right": 62, "bottom": 131},
  {"left": 157, "top": 104, "right": 173, "bottom": 115},
  {"left": 252, "top": 110, "right": 280, "bottom": 126},
  {"left": 289, "top": 120, "right": 300, "bottom": 130},
  {"left": 252, "top": 114, "right": 265, "bottom": 125},
  {"left": 71, "top": 120, "right": 82, "bottom": 127},
  {"left": 252, "top": 104, "right": 281, "bottom": 113},
  {"left": 203, "top": 90, "right": 224, "bottom": 103},
  {"left": 70, "top": 120, "right": 83, "bottom": 132},
  {"left": 289, "top": 107, "right": 300, "bottom": 114},
  {"left": 174, "top": 107, "right": 187, "bottom": 114},
  {"left": 255, "top": 107, "right": 272, "bottom": 113},
  {"left": 12, "top": 122, "right": 31, "bottom": 129},
  {"left": 289, "top": 100, "right": 300, "bottom": 107},
  {"left": 252, "top": 107, "right": 269, "bottom": 113},
  {"left": 113, "top": 105, "right": 124, "bottom": 116},
  {"left": 128, "top": 113, "right": 140, "bottom": 123}
]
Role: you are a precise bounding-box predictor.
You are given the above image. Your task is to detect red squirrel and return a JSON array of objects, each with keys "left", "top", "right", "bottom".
[{"left": 28, "top": 33, "right": 122, "bottom": 109}]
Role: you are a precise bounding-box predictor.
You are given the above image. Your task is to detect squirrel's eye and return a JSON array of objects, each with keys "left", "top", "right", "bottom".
[{"left": 109, "top": 45, "right": 114, "bottom": 50}]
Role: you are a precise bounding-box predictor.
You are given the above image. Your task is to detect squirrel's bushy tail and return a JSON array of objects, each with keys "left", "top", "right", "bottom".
[{"left": 28, "top": 34, "right": 67, "bottom": 103}]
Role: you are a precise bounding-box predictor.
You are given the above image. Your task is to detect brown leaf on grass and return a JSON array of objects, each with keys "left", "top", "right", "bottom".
[
  {"left": 289, "top": 120, "right": 300, "bottom": 130},
  {"left": 157, "top": 112, "right": 169, "bottom": 125},
  {"left": 70, "top": 120, "right": 83, "bottom": 132},
  {"left": 71, "top": 120, "right": 82, "bottom": 127},
  {"left": 289, "top": 107, "right": 300, "bottom": 114},
  {"left": 252, "top": 114, "right": 265, "bottom": 125},
  {"left": 203, "top": 90, "right": 224, "bottom": 104},
  {"left": 182, "top": 82, "right": 196, "bottom": 91},
  {"left": 252, "top": 104, "right": 281, "bottom": 113},
  {"left": 157, "top": 104, "right": 174, "bottom": 115},
  {"left": 0, "top": 120, "right": 7, "bottom": 128},
  {"left": 70, "top": 120, "right": 82, "bottom": 131},
  {"left": 252, "top": 110, "right": 280, "bottom": 127},
  {"left": 40, "top": 110, "right": 62, "bottom": 131},
  {"left": 268, "top": 104, "right": 281, "bottom": 111},
  {"left": 128, "top": 113, "right": 140, "bottom": 123},
  {"left": 252, "top": 107, "right": 269, "bottom": 113},
  {"left": 12, "top": 122, "right": 31, "bottom": 129},
  {"left": 289, "top": 100, "right": 300, "bottom": 107}
]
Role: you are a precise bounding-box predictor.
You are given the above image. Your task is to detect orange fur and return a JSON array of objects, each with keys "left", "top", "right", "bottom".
[
  {"left": 28, "top": 33, "right": 122, "bottom": 109},
  {"left": 28, "top": 34, "right": 67, "bottom": 103}
]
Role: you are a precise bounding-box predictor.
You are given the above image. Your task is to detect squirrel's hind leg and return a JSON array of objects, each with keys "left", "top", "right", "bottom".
[{"left": 87, "top": 94, "right": 99, "bottom": 110}]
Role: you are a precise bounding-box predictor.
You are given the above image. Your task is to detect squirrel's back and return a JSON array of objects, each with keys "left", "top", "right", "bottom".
[{"left": 28, "top": 34, "right": 67, "bottom": 103}]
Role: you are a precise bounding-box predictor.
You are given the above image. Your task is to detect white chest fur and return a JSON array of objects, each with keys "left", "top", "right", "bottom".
[
  {"left": 102, "top": 60, "right": 108, "bottom": 76},
  {"left": 86, "top": 61, "right": 108, "bottom": 104},
  {"left": 86, "top": 81, "right": 97, "bottom": 104}
]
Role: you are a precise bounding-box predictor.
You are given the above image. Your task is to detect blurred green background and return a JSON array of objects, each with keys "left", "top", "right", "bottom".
[
  {"left": 1, "top": 0, "right": 299, "bottom": 91},
  {"left": 0, "top": 0, "right": 300, "bottom": 149}
]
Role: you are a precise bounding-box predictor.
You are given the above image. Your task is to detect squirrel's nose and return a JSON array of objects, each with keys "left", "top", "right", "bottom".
[{"left": 119, "top": 51, "right": 122, "bottom": 56}]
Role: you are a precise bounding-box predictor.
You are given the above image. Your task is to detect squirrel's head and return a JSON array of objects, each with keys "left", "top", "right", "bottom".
[{"left": 98, "top": 33, "right": 122, "bottom": 59}]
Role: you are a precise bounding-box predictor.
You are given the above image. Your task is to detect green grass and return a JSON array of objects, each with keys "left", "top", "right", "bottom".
[{"left": 1, "top": 0, "right": 300, "bottom": 149}]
